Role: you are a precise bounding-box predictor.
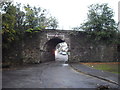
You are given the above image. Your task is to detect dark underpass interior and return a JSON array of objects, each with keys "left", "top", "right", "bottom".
[{"left": 42, "top": 37, "right": 65, "bottom": 61}]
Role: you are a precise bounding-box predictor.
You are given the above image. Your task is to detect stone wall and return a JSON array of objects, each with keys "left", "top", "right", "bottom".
[
  {"left": 2, "top": 30, "right": 119, "bottom": 66},
  {"left": 70, "top": 31, "right": 118, "bottom": 62},
  {"left": 2, "top": 40, "right": 23, "bottom": 65},
  {"left": 22, "top": 32, "right": 42, "bottom": 64},
  {"left": 22, "top": 30, "right": 71, "bottom": 63},
  {"left": 117, "top": 44, "right": 120, "bottom": 61},
  {"left": 39, "top": 30, "right": 71, "bottom": 62}
]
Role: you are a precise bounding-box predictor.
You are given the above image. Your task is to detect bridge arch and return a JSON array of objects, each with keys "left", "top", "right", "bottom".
[
  {"left": 41, "top": 37, "right": 69, "bottom": 62},
  {"left": 4, "top": 29, "right": 116, "bottom": 64}
]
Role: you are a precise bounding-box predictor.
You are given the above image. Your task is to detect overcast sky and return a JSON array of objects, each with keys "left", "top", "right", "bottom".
[{"left": 13, "top": 0, "right": 119, "bottom": 30}]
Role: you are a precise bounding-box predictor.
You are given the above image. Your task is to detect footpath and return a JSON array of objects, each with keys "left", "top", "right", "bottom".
[{"left": 70, "top": 63, "right": 120, "bottom": 86}]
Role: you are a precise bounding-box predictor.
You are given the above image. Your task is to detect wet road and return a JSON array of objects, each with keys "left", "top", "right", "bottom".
[{"left": 2, "top": 61, "right": 118, "bottom": 88}]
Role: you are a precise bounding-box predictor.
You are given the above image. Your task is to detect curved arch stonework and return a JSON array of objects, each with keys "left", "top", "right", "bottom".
[
  {"left": 39, "top": 30, "right": 71, "bottom": 62},
  {"left": 20, "top": 29, "right": 118, "bottom": 64}
]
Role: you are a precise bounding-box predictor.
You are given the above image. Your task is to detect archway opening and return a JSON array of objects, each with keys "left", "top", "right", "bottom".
[
  {"left": 55, "top": 42, "right": 68, "bottom": 62},
  {"left": 43, "top": 37, "right": 67, "bottom": 62}
]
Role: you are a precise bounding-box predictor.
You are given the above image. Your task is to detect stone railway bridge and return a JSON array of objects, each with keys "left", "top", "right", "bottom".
[{"left": 3, "top": 29, "right": 119, "bottom": 64}]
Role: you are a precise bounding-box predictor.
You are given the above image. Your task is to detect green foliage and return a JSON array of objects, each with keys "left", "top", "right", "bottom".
[
  {"left": 80, "top": 3, "right": 117, "bottom": 32},
  {"left": 25, "top": 27, "right": 42, "bottom": 33},
  {"left": 2, "top": 1, "right": 17, "bottom": 49},
  {"left": 1, "top": 1, "right": 59, "bottom": 49},
  {"left": 74, "top": 3, "right": 118, "bottom": 44},
  {"left": 86, "top": 30, "right": 117, "bottom": 44},
  {"left": 46, "top": 16, "right": 58, "bottom": 29},
  {"left": 23, "top": 4, "right": 58, "bottom": 30},
  {"left": 84, "top": 63, "right": 120, "bottom": 74}
]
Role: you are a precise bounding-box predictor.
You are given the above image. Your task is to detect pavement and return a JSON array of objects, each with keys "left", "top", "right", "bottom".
[
  {"left": 70, "top": 63, "right": 120, "bottom": 86},
  {"left": 2, "top": 61, "right": 119, "bottom": 88},
  {"left": 2, "top": 50, "right": 120, "bottom": 89}
]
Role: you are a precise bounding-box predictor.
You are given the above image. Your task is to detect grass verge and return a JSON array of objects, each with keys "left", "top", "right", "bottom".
[{"left": 81, "top": 62, "right": 120, "bottom": 74}]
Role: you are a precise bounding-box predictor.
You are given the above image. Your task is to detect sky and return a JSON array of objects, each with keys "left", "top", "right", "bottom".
[{"left": 13, "top": 0, "right": 119, "bottom": 30}]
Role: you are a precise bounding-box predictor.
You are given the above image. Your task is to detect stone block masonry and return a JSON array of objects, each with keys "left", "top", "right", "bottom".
[{"left": 2, "top": 29, "right": 119, "bottom": 66}]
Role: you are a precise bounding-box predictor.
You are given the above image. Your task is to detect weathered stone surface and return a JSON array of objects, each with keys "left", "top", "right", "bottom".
[
  {"left": 2, "top": 29, "right": 119, "bottom": 65},
  {"left": 70, "top": 32, "right": 118, "bottom": 62}
]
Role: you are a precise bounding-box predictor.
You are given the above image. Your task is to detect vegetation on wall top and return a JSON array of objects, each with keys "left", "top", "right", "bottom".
[{"left": 1, "top": 1, "right": 58, "bottom": 49}]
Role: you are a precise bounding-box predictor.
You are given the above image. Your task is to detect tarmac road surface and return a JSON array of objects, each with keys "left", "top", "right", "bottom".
[{"left": 2, "top": 61, "right": 118, "bottom": 88}]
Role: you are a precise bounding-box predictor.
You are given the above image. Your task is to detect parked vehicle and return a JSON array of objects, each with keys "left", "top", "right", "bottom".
[{"left": 61, "top": 51, "right": 67, "bottom": 55}]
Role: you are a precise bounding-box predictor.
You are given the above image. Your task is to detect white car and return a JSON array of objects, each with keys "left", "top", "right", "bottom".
[{"left": 61, "top": 52, "right": 67, "bottom": 55}]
